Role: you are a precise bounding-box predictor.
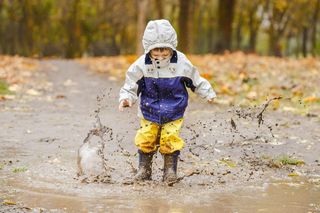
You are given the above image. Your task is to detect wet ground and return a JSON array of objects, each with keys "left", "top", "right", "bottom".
[{"left": 0, "top": 60, "right": 319, "bottom": 212}]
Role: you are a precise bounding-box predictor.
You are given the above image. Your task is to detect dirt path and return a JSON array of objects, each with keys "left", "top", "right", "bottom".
[{"left": 0, "top": 60, "right": 319, "bottom": 212}]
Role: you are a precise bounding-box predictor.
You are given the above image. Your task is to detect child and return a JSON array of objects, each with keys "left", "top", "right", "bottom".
[{"left": 119, "top": 19, "right": 216, "bottom": 183}]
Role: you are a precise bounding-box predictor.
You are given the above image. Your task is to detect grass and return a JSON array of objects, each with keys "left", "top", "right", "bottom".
[
  {"left": 269, "top": 155, "right": 305, "bottom": 168},
  {"left": 278, "top": 155, "right": 305, "bottom": 165},
  {"left": 0, "top": 80, "right": 13, "bottom": 95},
  {"left": 12, "top": 167, "right": 28, "bottom": 173}
]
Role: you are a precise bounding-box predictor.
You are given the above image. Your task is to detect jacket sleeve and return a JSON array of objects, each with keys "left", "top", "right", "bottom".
[
  {"left": 119, "top": 62, "right": 143, "bottom": 104},
  {"left": 190, "top": 65, "right": 217, "bottom": 100}
]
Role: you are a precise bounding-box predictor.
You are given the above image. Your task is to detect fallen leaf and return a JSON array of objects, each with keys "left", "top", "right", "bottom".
[
  {"left": 2, "top": 200, "right": 16, "bottom": 205},
  {"left": 272, "top": 99, "right": 280, "bottom": 110},
  {"left": 288, "top": 173, "right": 299, "bottom": 177},
  {"left": 220, "top": 85, "right": 235, "bottom": 96},
  {"left": 55, "top": 95, "right": 66, "bottom": 99},
  {"left": 200, "top": 72, "right": 213, "bottom": 80},
  {"left": 303, "top": 96, "right": 320, "bottom": 103},
  {"left": 219, "top": 158, "right": 237, "bottom": 168}
]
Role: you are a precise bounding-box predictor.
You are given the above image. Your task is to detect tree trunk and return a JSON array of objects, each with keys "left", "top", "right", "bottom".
[
  {"left": 154, "top": 0, "right": 163, "bottom": 19},
  {"left": 136, "top": 0, "right": 148, "bottom": 55},
  {"left": 169, "top": 2, "right": 177, "bottom": 24},
  {"left": 188, "top": 0, "right": 195, "bottom": 53},
  {"left": 215, "top": 0, "right": 236, "bottom": 53},
  {"left": 0, "top": 1, "right": 3, "bottom": 54},
  {"left": 235, "top": 13, "right": 243, "bottom": 50},
  {"left": 207, "top": 7, "right": 215, "bottom": 53},
  {"left": 6, "top": 1, "right": 19, "bottom": 54},
  {"left": 267, "top": 1, "right": 290, "bottom": 57},
  {"left": 249, "top": 29, "right": 257, "bottom": 53},
  {"left": 178, "top": 0, "right": 191, "bottom": 53},
  {"left": 248, "top": 6, "right": 259, "bottom": 53},
  {"left": 302, "top": 27, "right": 308, "bottom": 57},
  {"left": 195, "top": 2, "right": 205, "bottom": 53},
  {"left": 20, "top": 0, "right": 34, "bottom": 56},
  {"left": 311, "top": 0, "right": 320, "bottom": 56},
  {"left": 285, "top": 33, "right": 292, "bottom": 56},
  {"left": 66, "top": 0, "right": 82, "bottom": 58},
  {"left": 270, "top": 34, "right": 282, "bottom": 57}
]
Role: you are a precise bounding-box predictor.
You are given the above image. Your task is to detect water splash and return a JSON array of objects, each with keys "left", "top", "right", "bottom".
[{"left": 77, "top": 89, "right": 114, "bottom": 183}]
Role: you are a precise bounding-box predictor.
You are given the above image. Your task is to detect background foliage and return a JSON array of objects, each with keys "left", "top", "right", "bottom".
[{"left": 0, "top": 0, "right": 319, "bottom": 58}]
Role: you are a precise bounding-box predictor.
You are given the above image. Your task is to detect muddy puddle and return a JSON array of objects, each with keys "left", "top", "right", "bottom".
[{"left": 3, "top": 178, "right": 319, "bottom": 212}]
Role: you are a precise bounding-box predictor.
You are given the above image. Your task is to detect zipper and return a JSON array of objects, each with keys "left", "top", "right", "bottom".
[{"left": 156, "top": 68, "right": 161, "bottom": 124}]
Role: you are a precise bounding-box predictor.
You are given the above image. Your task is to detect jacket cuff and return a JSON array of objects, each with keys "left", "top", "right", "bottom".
[
  {"left": 119, "top": 95, "right": 136, "bottom": 104},
  {"left": 205, "top": 90, "right": 217, "bottom": 100}
]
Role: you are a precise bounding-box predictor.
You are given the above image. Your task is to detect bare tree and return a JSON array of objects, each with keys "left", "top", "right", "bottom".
[
  {"left": 178, "top": 0, "right": 191, "bottom": 52},
  {"left": 311, "top": 0, "right": 320, "bottom": 55},
  {"left": 136, "top": 0, "right": 149, "bottom": 55},
  {"left": 266, "top": 0, "right": 291, "bottom": 56},
  {"left": 247, "top": 1, "right": 264, "bottom": 52},
  {"left": 154, "top": 0, "right": 164, "bottom": 19},
  {"left": 215, "top": 0, "right": 236, "bottom": 53}
]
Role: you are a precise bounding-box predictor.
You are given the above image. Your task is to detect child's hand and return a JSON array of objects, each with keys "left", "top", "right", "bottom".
[
  {"left": 119, "top": 99, "right": 132, "bottom": 111},
  {"left": 207, "top": 98, "right": 214, "bottom": 104}
]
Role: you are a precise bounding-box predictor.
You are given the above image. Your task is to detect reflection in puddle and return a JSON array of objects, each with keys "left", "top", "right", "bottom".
[
  {"left": 213, "top": 180, "right": 320, "bottom": 213},
  {"left": 10, "top": 179, "right": 320, "bottom": 212}
]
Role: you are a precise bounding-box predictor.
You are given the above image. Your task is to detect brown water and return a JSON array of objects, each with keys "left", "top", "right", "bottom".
[{"left": 4, "top": 178, "right": 319, "bottom": 213}]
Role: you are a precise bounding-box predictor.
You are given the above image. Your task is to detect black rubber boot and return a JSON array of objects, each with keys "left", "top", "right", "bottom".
[
  {"left": 134, "top": 150, "right": 154, "bottom": 181},
  {"left": 163, "top": 151, "right": 180, "bottom": 183}
]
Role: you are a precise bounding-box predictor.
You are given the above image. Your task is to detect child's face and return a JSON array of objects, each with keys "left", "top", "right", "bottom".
[{"left": 150, "top": 48, "right": 172, "bottom": 60}]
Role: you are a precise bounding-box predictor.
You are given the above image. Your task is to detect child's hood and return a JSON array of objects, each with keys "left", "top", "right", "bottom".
[{"left": 142, "top": 19, "right": 177, "bottom": 54}]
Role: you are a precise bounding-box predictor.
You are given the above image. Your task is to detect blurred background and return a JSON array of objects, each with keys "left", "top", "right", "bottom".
[{"left": 0, "top": 0, "right": 319, "bottom": 58}]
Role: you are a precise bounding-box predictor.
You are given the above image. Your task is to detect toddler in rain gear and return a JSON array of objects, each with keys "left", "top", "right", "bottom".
[{"left": 119, "top": 19, "right": 216, "bottom": 183}]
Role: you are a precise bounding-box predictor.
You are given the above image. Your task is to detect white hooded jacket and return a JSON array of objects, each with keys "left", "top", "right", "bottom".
[{"left": 119, "top": 19, "right": 216, "bottom": 124}]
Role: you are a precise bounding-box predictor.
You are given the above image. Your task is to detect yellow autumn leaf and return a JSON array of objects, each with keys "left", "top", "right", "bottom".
[
  {"left": 220, "top": 85, "right": 235, "bottom": 96},
  {"left": 303, "top": 96, "right": 320, "bottom": 103},
  {"left": 292, "top": 89, "right": 303, "bottom": 97},
  {"left": 272, "top": 99, "right": 280, "bottom": 110},
  {"left": 200, "top": 72, "right": 213, "bottom": 80},
  {"left": 219, "top": 158, "right": 237, "bottom": 168},
  {"left": 124, "top": 55, "right": 138, "bottom": 64},
  {"left": 2, "top": 200, "right": 16, "bottom": 205},
  {"left": 288, "top": 173, "right": 300, "bottom": 177}
]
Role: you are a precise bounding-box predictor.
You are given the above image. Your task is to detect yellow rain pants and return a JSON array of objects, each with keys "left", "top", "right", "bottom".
[{"left": 135, "top": 118, "right": 184, "bottom": 154}]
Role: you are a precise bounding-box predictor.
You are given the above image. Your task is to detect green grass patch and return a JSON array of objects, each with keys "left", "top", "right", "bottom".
[
  {"left": 0, "top": 80, "right": 13, "bottom": 95},
  {"left": 278, "top": 155, "right": 305, "bottom": 165},
  {"left": 270, "top": 155, "right": 305, "bottom": 168},
  {"left": 12, "top": 167, "right": 28, "bottom": 173}
]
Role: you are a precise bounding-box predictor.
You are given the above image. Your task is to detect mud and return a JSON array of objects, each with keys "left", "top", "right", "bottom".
[{"left": 0, "top": 60, "right": 320, "bottom": 212}]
